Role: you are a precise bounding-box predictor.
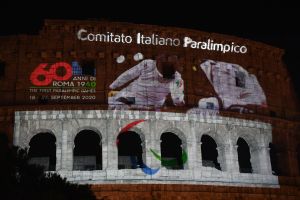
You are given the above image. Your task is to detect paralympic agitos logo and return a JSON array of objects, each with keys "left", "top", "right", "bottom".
[{"left": 117, "top": 120, "right": 188, "bottom": 175}]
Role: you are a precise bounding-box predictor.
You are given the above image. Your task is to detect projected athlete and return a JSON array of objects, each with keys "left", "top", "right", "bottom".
[
  {"left": 199, "top": 59, "right": 267, "bottom": 113},
  {"left": 108, "top": 55, "right": 185, "bottom": 110}
]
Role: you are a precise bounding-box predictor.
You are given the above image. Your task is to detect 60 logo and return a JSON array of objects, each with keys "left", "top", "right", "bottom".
[{"left": 30, "top": 62, "right": 72, "bottom": 86}]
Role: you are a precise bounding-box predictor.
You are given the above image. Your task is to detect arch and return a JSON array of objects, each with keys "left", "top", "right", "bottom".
[
  {"left": 201, "top": 134, "right": 221, "bottom": 170},
  {"left": 28, "top": 132, "right": 56, "bottom": 171},
  {"left": 126, "top": 126, "right": 146, "bottom": 146},
  {"left": 26, "top": 128, "right": 58, "bottom": 146},
  {"left": 198, "top": 130, "right": 223, "bottom": 147},
  {"left": 117, "top": 130, "right": 145, "bottom": 169},
  {"left": 160, "top": 132, "right": 184, "bottom": 169},
  {"left": 233, "top": 129, "right": 258, "bottom": 150},
  {"left": 74, "top": 126, "right": 104, "bottom": 142},
  {"left": 73, "top": 130, "right": 102, "bottom": 170},
  {"left": 159, "top": 126, "right": 187, "bottom": 148},
  {"left": 237, "top": 137, "right": 252, "bottom": 173},
  {"left": 269, "top": 143, "right": 279, "bottom": 175}
]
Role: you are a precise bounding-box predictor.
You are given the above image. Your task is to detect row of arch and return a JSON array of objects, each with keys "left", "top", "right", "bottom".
[{"left": 28, "top": 129, "right": 279, "bottom": 174}]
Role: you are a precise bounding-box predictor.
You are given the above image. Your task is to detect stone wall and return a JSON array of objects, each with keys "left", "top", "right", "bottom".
[
  {"left": 14, "top": 110, "right": 278, "bottom": 187},
  {"left": 1, "top": 19, "right": 299, "bottom": 199}
]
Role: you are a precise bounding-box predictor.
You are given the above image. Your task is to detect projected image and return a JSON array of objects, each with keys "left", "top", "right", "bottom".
[
  {"left": 29, "top": 61, "right": 97, "bottom": 102},
  {"left": 108, "top": 54, "right": 185, "bottom": 110},
  {"left": 187, "top": 97, "right": 220, "bottom": 116},
  {"left": 116, "top": 120, "right": 188, "bottom": 175},
  {"left": 198, "top": 59, "right": 267, "bottom": 113},
  {"left": 28, "top": 54, "right": 266, "bottom": 115}
]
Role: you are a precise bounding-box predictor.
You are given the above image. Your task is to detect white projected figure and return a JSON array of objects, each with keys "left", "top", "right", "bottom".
[
  {"left": 187, "top": 97, "right": 220, "bottom": 116},
  {"left": 200, "top": 59, "right": 267, "bottom": 112},
  {"left": 108, "top": 58, "right": 185, "bottom": 110}
]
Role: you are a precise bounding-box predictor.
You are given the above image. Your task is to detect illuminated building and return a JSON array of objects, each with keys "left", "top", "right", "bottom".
[{"left": 0, "top": 19, "right": 299, "bottom": 199}]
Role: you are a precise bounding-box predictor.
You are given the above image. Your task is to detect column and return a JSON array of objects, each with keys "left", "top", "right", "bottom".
[
  {"left": 187, "top": 123, "right": 199, "bottom": 170},
  {"left": 55, "top": 141, "right": 62, "bottom": 170},
  {"left": 216, "top": 145, "right": 226, "bottom": 171},
  {"left": 221, "top": 144, "right": 240, "bottom": 173},
  {"left": 253, "top": 145, "right": 272, "bottom": 175},
  {"left": 106, "top": 120, "right": 118, "bottom": 170},
  {"left": 101, "top": 136, "right": 108, "bottom": 170},
  {"left": 147, "top": 137, "right": 161, "bottom": 169},
  {"left": 61, "top": 129, "right": 73, "bottom": 170},
  {"left": 146, "top": 121, "right": 162, "bottom": 170},
  {"left": 13, "top": 116, "right": 20, "bottom": 146},
  {"left": 187, "top": 140, "right": 200, "bottom": 170}
]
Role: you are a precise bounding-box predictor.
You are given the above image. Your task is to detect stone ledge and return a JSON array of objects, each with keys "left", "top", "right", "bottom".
[
  {"left": 15, "top": 110, "right": 271, "bottom": 130},
  {"left": 56, "top": 169, "right": 279, "bottom": 188}
]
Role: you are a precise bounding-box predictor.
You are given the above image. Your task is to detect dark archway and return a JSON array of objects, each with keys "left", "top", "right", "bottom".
[
  {"left": 237, "top": 137, "right": 252, "bottom": 173},
  {"left": 117, "top": 131, "right": 144, "bottom": 169},
  {"left": 269, "top": 143, "right": 279, "bottom": 175},
  {"left": 73, "top": 130, "right": 102, "bottom": 170},
  {"left": 28, "top": 132, "right": 56, "bottom": 171},
  {"left": 160, "top": 132, "right": 183, "bottom": 169},
  {"left": 201, "top": 135, "right": 221, "bottom": 170}
]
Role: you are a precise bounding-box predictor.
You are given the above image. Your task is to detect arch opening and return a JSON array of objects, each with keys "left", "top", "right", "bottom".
[
  {"left": 73, "top": 130, "right": 102, "bottom": 170},
  {"left": 237, "top": 137, "right": 252, "bottom": 173},
  {"left": 160, "top": 132, "right": 184, "bottom": 170},
  {"left": 28, "top": 132, "right": 56, "bottom": 171},
  {"left": 201, "top": 134, "right": 221, "bottom": 170},
  {"left": 269, "top": 143, "right": 279, "bottom": 175},
  {"left": 117, "top": 131, "right": 144, "bottom": 169}
]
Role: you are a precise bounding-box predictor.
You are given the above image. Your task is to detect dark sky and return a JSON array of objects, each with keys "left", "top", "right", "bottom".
[{"left": 1, "top": 1, "right": 299, "bottom": 97}]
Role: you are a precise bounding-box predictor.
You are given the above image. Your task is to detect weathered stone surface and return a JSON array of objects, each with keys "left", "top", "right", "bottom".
[{"left": 14, "top": 110, "right": 277, "bottom": 187}]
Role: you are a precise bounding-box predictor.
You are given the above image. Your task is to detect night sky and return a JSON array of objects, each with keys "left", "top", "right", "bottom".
[{"left": 1, "top": 1, "right": 299, "bottom": 98}]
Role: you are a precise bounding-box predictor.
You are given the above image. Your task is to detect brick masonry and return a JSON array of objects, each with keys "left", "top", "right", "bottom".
[{"left": 0, "top": 19, "right": 300, "bottom": 199}]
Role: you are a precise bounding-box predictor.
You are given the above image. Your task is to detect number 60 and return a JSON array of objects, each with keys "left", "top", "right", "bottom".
[{"left": 30, "top": 62, "right": 72, "bottom": 86}]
